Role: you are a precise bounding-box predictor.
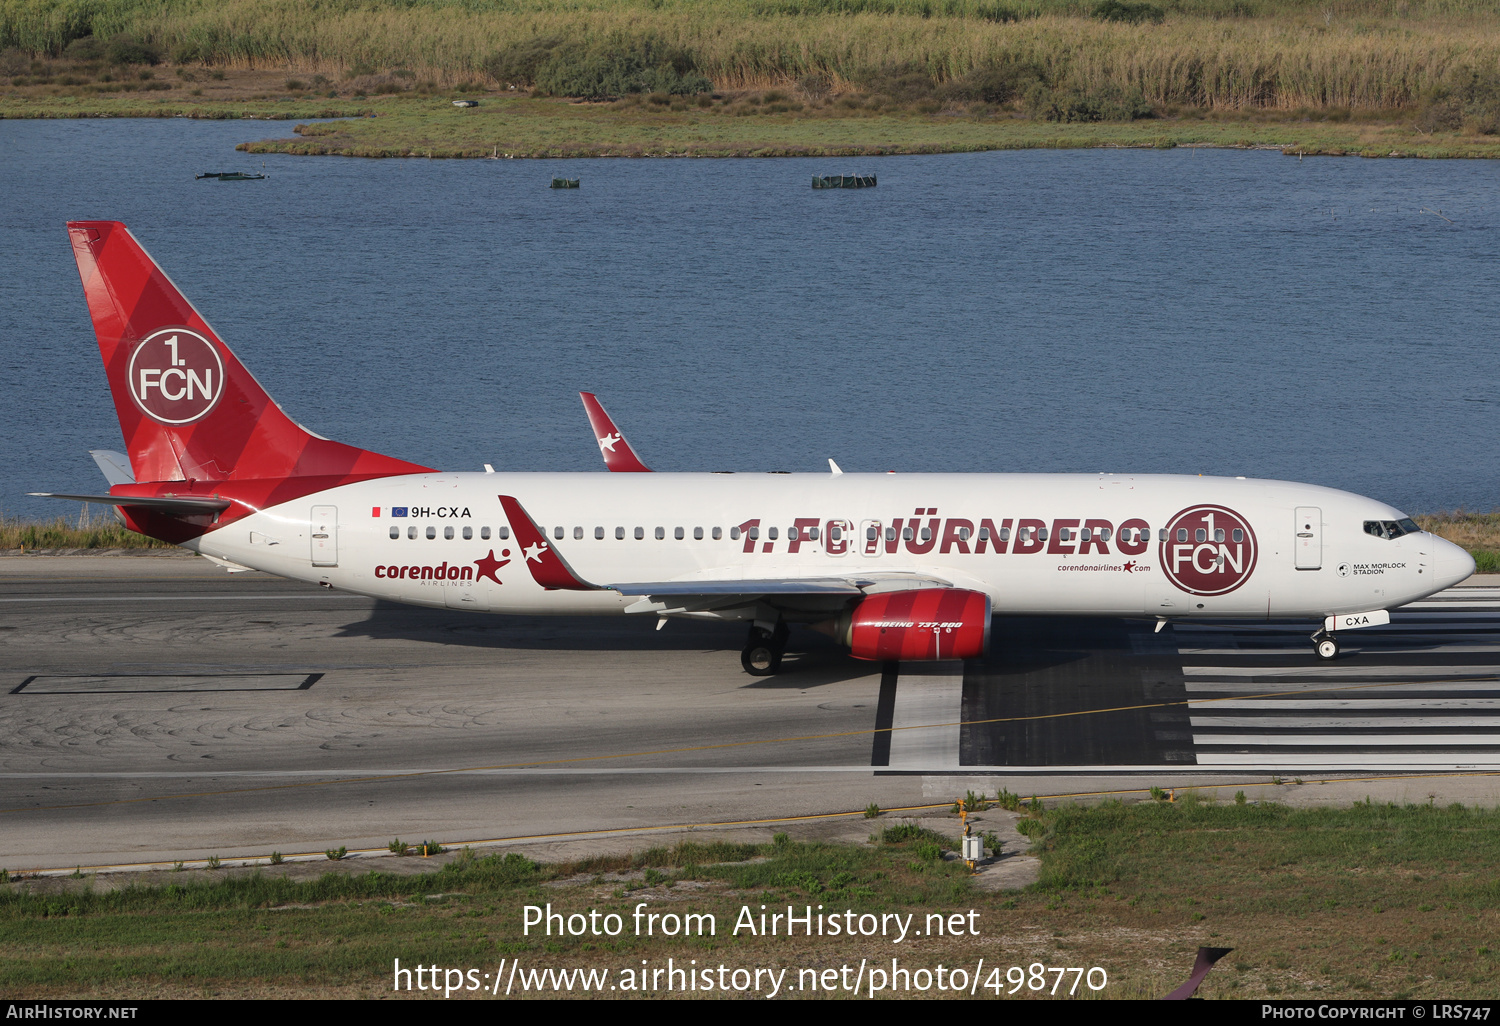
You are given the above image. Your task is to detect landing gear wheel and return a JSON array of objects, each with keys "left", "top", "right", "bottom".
[
  {"left": 741, "top": 626, "right": 784, "bottom": 676},
  {"left": 741, "top": 643, "right": 778, "bottom": 675},
  {"left": 1315, "top": 636, "right": 1339, "bottom": 661}
]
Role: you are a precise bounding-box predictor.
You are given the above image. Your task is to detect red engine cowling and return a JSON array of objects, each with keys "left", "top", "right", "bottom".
[{"left": 844, "top": 588, "right": 992, "bottom": 662}]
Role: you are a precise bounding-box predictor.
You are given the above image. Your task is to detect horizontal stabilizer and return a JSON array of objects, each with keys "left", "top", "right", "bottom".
[
  {"left": 29, "top": 492, "right": 231, "bottom": 515},
  {"left": 89, "top": 449, "right": 135, "bottom": 485}
]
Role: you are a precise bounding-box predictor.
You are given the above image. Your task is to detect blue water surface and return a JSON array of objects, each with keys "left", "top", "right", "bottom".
[{"left": 1, "top": 118, "right": 1497, "bottom": 518}]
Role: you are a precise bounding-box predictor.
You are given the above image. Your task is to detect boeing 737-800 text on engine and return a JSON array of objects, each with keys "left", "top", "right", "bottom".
[{"left": 34, "top": 222, "right": 1475, "bottom": 675}]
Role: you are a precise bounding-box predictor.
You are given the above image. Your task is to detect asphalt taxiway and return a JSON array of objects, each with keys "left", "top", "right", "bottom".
[{"left": 3, "top": 556, "right": 1499, "bottom": 871}]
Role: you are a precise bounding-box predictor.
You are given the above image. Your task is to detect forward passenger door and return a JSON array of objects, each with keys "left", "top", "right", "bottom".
[{"left": 1295, "top": 507, "right": 1321, "bottom": 570}]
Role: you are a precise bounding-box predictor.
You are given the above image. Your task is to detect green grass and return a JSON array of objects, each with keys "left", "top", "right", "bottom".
[
  {"left": 0, "top": 835, "right": 973, "bottom": 995},
  {"left": 2, "top": 86, "right": 1495, "bottom": 159},
  {"left": 1036, "top": 796, "right": 1500, "bottom": 896},
  {"left": 8, "top": 0, "right": 1500, "bottom": 161},
  {"left": 5, "top": 804, "right": 1500, "bottom": 998},
  {"left": 6, "top": 0, "right": 1500, "bottom": 112},
  {"left": 223, "top": 94, "right": 1500, "bottom": 159},
  {"left": 1416, "top": 511, "right": 1500, "bottom": 573},
  {"left": 0, "top": 512, "right": 171, "bottom": 550}
]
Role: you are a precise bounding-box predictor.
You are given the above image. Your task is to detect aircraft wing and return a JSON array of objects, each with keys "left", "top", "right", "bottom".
[
  {"left": 606, "top": 572, "right": 955, "bottom": 617},
  {"left": 608, "top": 579, "right": 865, "bottom": 596},
  {"left": 500, "top": 493, "right": 955, "bottom": 605},
  {"left": 607, "top": 571, "right": 954, "bottom": 606},
  {"left": 579, "top": 392, "right": 651, "bottom": 472},
  {"left": 28, "top": 492, "right": 232, "bottom": 515}
]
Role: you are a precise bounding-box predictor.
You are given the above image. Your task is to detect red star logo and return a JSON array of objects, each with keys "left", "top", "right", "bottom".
[
  {"left": 1122, "top": 561, "right": 1137, "bottom": 573},
  {"left": 473, "top": 549, "right": 511, "bottom": 585}
]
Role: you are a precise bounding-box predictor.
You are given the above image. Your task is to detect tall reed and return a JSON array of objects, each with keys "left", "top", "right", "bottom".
[
  {"left": 4, "top": 0, "right": 1499, "bottom": 108},
  {"left": 0, "top": 511, "right": 169, "bottom": 550}
]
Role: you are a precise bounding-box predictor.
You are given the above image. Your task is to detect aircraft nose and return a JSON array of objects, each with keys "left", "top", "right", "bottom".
[{"left": 1432, "top": 536, "right": 1476, "bottom": 590}]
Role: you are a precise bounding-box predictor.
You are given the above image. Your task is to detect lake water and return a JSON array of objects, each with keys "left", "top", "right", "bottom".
[{"left": 2, "top": 118, "right": 1498, "bottom": 520}]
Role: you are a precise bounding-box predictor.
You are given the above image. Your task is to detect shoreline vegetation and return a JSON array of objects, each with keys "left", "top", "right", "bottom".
[
  {"left": 4, "top": 801, "right": 1500, "bottom": 998},
  {"left": 4, "top": 511, "right": 1498, "bottom": 570},
  {"left": 3, "top": 0, "right": 1500, "bottom": 159}
]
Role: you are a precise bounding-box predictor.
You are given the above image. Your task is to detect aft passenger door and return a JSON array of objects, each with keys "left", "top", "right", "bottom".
[
  {"left": 313, "top": 507, "right": 343, "bottom": 570},
  {"left": 310, "top": 505, "right": 338, "bottom": 567},
  {"left": 1295, "top": 507, "right": 1321, "bottom": 570}
]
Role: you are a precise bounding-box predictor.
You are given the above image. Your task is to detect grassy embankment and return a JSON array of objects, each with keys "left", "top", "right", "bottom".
[
  {"left": 3, "top": 801, "right": 1500, "bottom": 998},
  {"left": 1415, "top": 512, "right": 1500, "bottom": 573},
  {"left": 0, "top": 511, "right": 171, "bottom": 551},
  {"left": 4, "top": 0, "right": 1500, "bottom": 158}
]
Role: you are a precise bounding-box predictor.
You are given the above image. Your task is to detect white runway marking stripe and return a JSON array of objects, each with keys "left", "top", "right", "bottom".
[
  {"left": 1173, "top": 621, "right": 1497, "bottom": 635},
  {"left": 1185, "top": 680, "right": 1500, "bottom": 694},
  {"left": 0, "top": 767, "right": 918, "bottom": 778},
  {"left": 1184, "top": 664, "right": 1500, "bottom": 679},
  {"left": 1182, "top": 645, "right": 1500, "bottom": 657},
  {"left": 886, "top": 661, "right": 964, "bottom": 770},
  {"left": 1190, "top": 698, "right": 1500, "bottom": 711},
  {"left": 1194, "top": 734, "right": 1500, "bottom": 746},
  {"left": 1403, "top": 602, "right": 1500, "bottom": 611},
  {"left": 1194, "top": 753, "right": 1500, "bottom": 768},
  {"left": 1175, "top": 598, "right": 1500, "bottom": 767},
  {"left": 1192, "top": 715, "right": 1500, "bottom": 729},
  {"left": 1385, "top": 611, "right": 1500, "bottom": 620}
]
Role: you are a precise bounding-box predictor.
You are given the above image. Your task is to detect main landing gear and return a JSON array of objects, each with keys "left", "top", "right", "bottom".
[
  {"left": 1311, "top": 629, "right": 1340, "bottom": 661},
  {"left": 742, "top": 622, "right": 790, "bottom": 676}
]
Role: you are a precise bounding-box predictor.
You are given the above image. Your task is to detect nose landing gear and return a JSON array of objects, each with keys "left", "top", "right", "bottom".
[
  {"left": 1312, "top": 629, "right": 1340, "bottom": 661},
  {"left": 741, "top": 622, "right": 790, "bottom": 676}
]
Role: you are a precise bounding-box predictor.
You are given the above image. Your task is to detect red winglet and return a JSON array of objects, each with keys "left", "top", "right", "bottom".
[
  {"left": 498, "top": 495, "right": 598, "bottom": 591},
  {"left": 579, "top": 392, "right": 651, "bottom": 472}
]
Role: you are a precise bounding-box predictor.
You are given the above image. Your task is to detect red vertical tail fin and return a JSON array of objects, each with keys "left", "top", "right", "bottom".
[{"left": 67, "top": 221, "right": 430, "bottom": 485}]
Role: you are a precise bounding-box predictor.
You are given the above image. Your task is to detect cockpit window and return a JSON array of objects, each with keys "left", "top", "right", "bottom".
[{"left": 1364, "top": 518, "right": 1423, "bottom": 540}]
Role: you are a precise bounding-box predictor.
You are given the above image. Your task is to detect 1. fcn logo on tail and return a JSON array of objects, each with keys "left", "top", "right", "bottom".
[{"left": 127, "top": 327, "right": 224, "bottom": 425}]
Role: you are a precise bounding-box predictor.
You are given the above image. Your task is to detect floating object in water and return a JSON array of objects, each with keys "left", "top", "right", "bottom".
[
  {"left": 195, "top": 172, "right": 229, "bottom": 179},
  {"left": 452, "top": 99, "right": 479, "bottom": 108},
  {"left": 812, "top": 173, "right": 876, "bottom": 189},
  {"left": 216, "top": 172, "right": 267, "bottom": 181},
  {"left": 550, "top": 178, "right": 580, "bottom": 189}
]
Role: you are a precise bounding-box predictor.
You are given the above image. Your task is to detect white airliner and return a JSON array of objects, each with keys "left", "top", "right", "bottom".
[{"left": 36, "top": 222, "right": 1475, "bottom": 675}]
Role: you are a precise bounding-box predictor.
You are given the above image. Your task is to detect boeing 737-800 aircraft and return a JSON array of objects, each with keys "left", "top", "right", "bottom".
[{"left": 35, "top": 222, "right": 1476, "bottom": 675}]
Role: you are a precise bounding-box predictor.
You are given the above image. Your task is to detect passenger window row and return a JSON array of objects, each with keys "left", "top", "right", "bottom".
[
  {"left": 390, "top": 525, "right": 510, "bottom": 541},
  {"left": 1172, "top": 527, "right": 1245, "bottom": 543},
  {"left": 385, "top": 521, "right": 1172, "bottom": 545}
]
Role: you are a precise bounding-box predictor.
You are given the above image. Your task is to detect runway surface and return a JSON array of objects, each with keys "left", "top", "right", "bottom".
[{"left": 3, "top": 557, "right": 1499, "bottom": 869}]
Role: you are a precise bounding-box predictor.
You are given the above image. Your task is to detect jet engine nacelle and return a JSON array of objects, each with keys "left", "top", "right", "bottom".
[{"left": 835, "top": 588, "right": 992, "bottom": 662}]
